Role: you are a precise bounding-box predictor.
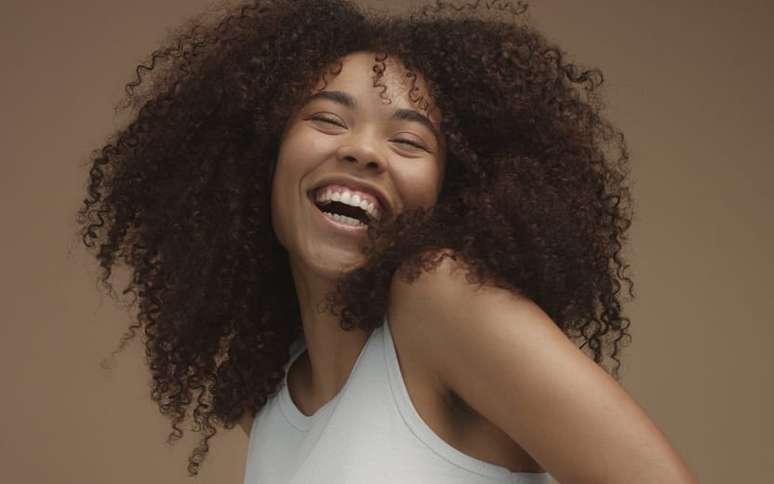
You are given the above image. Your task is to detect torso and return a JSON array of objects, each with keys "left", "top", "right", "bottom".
[
  {"left": 388, "top": 316, "right": 546, "bottom": 474},
  {"left": 286, "top": 318, "right": 545, "bottom": 474}
]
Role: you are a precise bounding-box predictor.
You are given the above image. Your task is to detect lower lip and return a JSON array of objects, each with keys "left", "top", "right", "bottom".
[{"left": 309, "top": 195, "right": 369, "bottom": 234}]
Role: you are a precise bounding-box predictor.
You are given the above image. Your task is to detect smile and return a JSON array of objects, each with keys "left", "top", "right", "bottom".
[{"left": 308, "top": 193, "right": 369, "bottom": 235}]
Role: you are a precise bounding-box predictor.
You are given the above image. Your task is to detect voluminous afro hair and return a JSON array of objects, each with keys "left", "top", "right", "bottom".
[{"left": 75, "top": 0, "right": 635, "bottom": 475}]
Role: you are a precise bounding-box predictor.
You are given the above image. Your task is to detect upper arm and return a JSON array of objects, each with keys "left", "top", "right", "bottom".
[{"left": 389, "top": 253, "right": 698, "bottom": 484}]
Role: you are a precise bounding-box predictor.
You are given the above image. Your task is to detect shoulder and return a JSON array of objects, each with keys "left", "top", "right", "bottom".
[
  {"left": 239, "top": 411, "right": 254, "bottom": 438},
  {"left": 388, "top": 251, "right": 693, "bottom": 483},
  {"left": 388, "top": 248, "right": 563, "bottom": 392},
  {"left": 391, "top": 248, "right": 529, "bottom": 301},
  {"left": 388, "top": 248, "right": 572, "bottom": 433},
  {"left": 389, "top": 249, "right": 542, "bottom": 331}
]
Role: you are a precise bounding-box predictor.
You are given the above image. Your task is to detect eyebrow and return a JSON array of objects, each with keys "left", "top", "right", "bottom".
[{"left": 302, "top": 90, "right": 443, "bottom": 147}]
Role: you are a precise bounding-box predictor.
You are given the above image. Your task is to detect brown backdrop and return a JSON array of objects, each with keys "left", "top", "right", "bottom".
[{"left": 1, "top": 1, "right": 771, "bottom": 482}]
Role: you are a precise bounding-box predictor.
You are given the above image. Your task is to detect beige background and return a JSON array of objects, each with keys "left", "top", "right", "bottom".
[{"left": 1, "top": 1, "right": 771, "bottom": 482}]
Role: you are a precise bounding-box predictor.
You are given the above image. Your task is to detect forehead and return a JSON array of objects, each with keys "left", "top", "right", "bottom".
[{"left": 310, "top": 51, "right": 441, "bottom": 125}]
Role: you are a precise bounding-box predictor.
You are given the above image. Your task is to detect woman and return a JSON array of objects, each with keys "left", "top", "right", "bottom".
[{"left": 76, "top": 0, "right": 698, "bottom": 482}]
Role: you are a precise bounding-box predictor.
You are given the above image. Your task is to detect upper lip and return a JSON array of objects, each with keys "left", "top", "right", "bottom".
[{"left": 309, "top": 176, "right": 391, "bottom": 219}]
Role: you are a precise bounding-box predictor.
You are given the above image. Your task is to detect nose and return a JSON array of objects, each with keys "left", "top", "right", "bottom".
[{"left": 335, "top": 132, "right": 387, "bottom": 172}]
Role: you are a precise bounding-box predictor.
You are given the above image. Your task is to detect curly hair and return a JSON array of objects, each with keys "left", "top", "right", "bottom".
[{"left": 75, "top": 0, "right": 634, "bottom": 476}]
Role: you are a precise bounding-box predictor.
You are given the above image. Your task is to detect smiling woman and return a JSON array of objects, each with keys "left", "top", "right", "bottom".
[
  {"left": 74, "top": 0, "right": 698, "bottom": 482},
  {"left": 271, "top": 51, "right": 446, "bottom": 285}
]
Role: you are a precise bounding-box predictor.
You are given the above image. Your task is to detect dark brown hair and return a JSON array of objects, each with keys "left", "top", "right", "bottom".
[{"left": 75, "top": 0, "right": 634, "bottom": 475}]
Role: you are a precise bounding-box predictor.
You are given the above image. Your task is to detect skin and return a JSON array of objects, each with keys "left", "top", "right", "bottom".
[
  {"left": 268, "top": 51, "right": 446, "bottom": 413},
  {"left": 240, "top": 52, "right": 700, "bottom": 483},
  {"left": 389, "top": 256, "right": 700, "bottom": 482}
]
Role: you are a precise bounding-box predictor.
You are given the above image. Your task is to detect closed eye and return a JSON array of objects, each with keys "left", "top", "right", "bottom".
[
  {"left": 309, "top": 115, "right": 428, "bottom": 151},
  {"left": 393, "top": 139, "right": 426, "bottom": 150},
  {"left": 309, "top": 114, "right": 345, "bottom": 127}
]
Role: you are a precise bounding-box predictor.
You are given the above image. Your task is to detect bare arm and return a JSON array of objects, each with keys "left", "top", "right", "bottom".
[{"left": 390, "top": 254, "right": 699, "bottom": 484}]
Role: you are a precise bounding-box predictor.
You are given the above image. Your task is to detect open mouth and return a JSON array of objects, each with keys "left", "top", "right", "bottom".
[{"left": 308, "top": 191, "right": 372, "bottom": 230}]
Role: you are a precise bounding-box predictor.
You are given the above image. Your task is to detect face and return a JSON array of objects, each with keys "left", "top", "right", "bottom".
[{"left": 271, "top": 51, "right": 446, "bottom": 280}]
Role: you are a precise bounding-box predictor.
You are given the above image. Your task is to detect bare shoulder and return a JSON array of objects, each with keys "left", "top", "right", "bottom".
[
  {"left": 239, "top": 411, "right": 254, "bottom": 438},
  {"left": 388, "top": 248, "right": 556, "bottom": 388},
  {"left": 391, "top": 248, "right": 526, "bottom": 300},
  {"left": 389, "top": 248, "right": 541, "bottom": 330},
  {"left": 389, "top": 249, "right": 699, "bottom": 483},
  {"left": 387, "top": 247, "right": 553, "bottom": 409}
]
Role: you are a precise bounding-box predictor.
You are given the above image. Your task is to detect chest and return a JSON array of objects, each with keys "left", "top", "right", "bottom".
[{"left": 287, "top": 327, "right": 545, "bottom": 474}]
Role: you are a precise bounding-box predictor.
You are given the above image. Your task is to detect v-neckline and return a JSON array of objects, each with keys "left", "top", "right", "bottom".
[{"left": 280, "top": 322, "right": 380, "bottom": 429}]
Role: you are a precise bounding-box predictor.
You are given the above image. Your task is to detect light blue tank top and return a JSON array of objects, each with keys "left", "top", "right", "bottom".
[{"left": 243, "top": 313, "right": 555, "bottom": 483}]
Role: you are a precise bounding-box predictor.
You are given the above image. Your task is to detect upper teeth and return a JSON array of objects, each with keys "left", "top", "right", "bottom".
[{"left": 315, "top": 187, "right": 382, "bottom": 221}]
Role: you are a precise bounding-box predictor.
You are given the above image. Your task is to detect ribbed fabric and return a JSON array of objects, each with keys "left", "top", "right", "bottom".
[{"left": 242, "top": 313, "right": 554, "bottom": 484}]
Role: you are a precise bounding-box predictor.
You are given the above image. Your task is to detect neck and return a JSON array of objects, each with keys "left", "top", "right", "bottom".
[{"left": 288, "top": 254, "right": 373, "bottom": 403}]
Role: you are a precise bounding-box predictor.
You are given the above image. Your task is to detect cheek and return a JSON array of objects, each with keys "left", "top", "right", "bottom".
[
  {"left": 275, "top": 128, "right": 332, "bottom": 178},
  {"left": 397, "top": 166, "right": 444, "bottom": 210}
]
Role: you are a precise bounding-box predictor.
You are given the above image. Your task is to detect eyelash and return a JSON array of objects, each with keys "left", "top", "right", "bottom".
[{"left": 310, "top": 115, "right": 426, "bottom": 150}]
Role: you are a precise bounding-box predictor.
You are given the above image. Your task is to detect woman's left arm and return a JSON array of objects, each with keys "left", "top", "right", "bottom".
[{"left": 390, "top": 256, "right": 699, "bottom": 484}]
